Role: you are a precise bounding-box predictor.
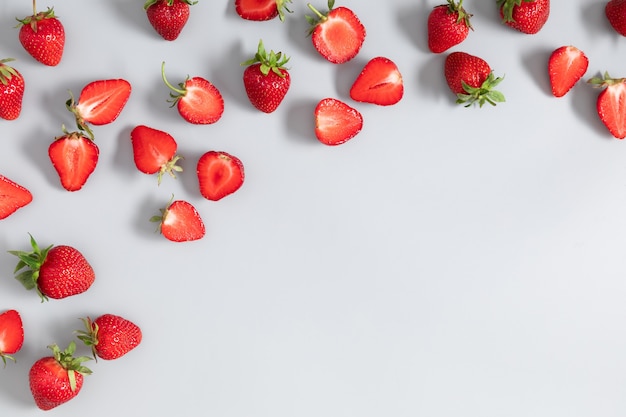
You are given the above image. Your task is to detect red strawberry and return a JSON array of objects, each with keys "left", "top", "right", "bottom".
[
  {"left": 427, "top": 0, "right": 473, "bottom": 54},
  {"left": 349, "top": 57, "right": 404, "bottom": 106},
  {"left": 9, "top": 234, "right": 96, "bottom": 301},
  {"left": 606, "top": 0, "right": 626, "bottom": 36},
  {"left": 497, "top": 0, "right": 550, "bottom": 34},
  {"left": 0, "top": 174, "right": 32, "bottom": 220},
  {"left": 588, "top": 72, "right": 626, "bottom": 139},
  {"left": 16, "top": 1, "right": 65, "bottom": 66},
  {"left": 0, "top": 309, "right": 24, "bottom": 366},
  {"left": 161, "top": 62, "right": 224, "bottom": 124},
  {"left": 48, "top": 130, "right": 99, "bottom": 192},
  {"left": 76, "top": 314, "right": 142, "bottom": 361},
  {"left": 130, "top": 125, "right": 182, "bottom": 184},
  {"left": 197, "top": 151, "right": 245, "bottom": 201},
  {"left": 444, "top": 51, "right": 505, "bottom": 107},
  {"left": 29, "top": 342, "right": 92, "bottom": 410},
  {"left": 144, "top": 0, "right": 196, "bottom": 41},
  {"left": 150, "top": 197, "right": 206, "bottom": 242},
  {"left": 548, "top": 46, "right": 588, "bottom": 98},
  {"left": 314, "top": 98, "right": 363, "bottom": 146},
  {"left": 0, "top": 58, "right": 25, "bottom": 120},
  {"left": 242, "top": 40, "right": 291, "bottom": 113},
  {"left": 306, "top": 0, "right": 366, "bottom": 64},
  {"left": 235, "top": 0, "right": 293, "bottom": 21}
]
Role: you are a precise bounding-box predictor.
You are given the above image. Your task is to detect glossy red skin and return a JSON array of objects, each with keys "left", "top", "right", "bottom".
[
  {"left": 146, "top": 0, "right": 191, "bottom": 41},
  {"left": 606, "top": 0, "right": 626, "bottom": 36},
  {"left": 29, "top": 357, "right": 83, "bottom": 410},
  {"left": 499, "top": 0, "right": 549, "bottom": 34},
  {"left": 0, "top": 64, "right": 25, "bottom": 120},
  {"left": 444, "top": 52, "right": 491, "bottom": 94},
  {"left": 243, "top": 64, "right": 290, "bottom": 113},
  {"left": 19, "top": 15, "right": 65, "bottom": 66},
  {"left": 92, "top": 314, "right": 143, "bottom": 360},
  {"left": 427, "top": 4, "right": 470, "bottom": 53},
  {"left": 38, "top": 245, "right": 95, "bottom": 299}
]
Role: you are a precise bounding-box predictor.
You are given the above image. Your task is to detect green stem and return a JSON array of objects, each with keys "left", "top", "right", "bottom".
[{"left": 161, "top": 62, "right": 185, "bottom": 96}]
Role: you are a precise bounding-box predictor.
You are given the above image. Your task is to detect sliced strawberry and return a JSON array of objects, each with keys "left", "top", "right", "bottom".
[
  {"left": 0, "top": 174, "right": 32, "bottom": 220},
  {"left": 130, "top": 125, "right": 182, "bottom": 184},
  {"left": 235, "top": 0, "right": 293, "bottom": 21},
  {"left": 197, "top": 151, "right": 244, "bottom": 201},
  {"left": 589, "top": 72, "right": 626, "bottom": 139},
  {"left": 314, "top": 98, "right": 363, "bottom": 146},
  {"left": 151, "top": 198, "right": 205, "bottom": 242},
  {"left": 350, "top": 57, "right": 404, "bottom": 106},
  {"left": 0, "top": 309, "right": 24, "bottom": 365},
  {"left": 548, "top": 46, "right": 588, "bottom": 98},
  {"left": 48, "top": 131, "right": 99, "bottom": 191},
  {"left": 69, "top": 79, "right": 131, "bottom": 133}
]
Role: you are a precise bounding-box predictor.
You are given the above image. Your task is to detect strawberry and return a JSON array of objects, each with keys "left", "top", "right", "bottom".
[
  {"left": 242, "top": 39, "right": 291, "bottom": 113},
  {"left": 150, "top": 197, "right": 206, "bottom": 242},
  {"left": 606, "top": 0, "right": 626, "bottom": 36},
  {"left": 144, "top": 0, "right": 197, "bottom": 41},
  {"left": 0, "top": 309, "right": 24, "bottom": 366},
  {"left": 0, "top": 58, "right": 25, "bottom": 120},
  {"left": 0, "top": 174, "right": 32, "bottom": 220},
  {"left": 9, "top": 234, "right": 96, "bottom": 301},
  {"left": 29, "top": 342, "right": 92, "bottom": 410},
  {"left": 548, "top": 46, "right": 588, "bottom": 98},
  {"left": 349, "top": 57, "right": 404, "bottom": 106},
  {"left": 314, "top": 98, "right": 363, "bottom": 146},
  {"left": 197, "top": 151, "right": 245, "bottom": 201},
  {"left": 306, "top": 0, "right": 366, "bottom": 64},
  {"left": 427, "top": 0, "right": 473, "bottom": 54},
  {"left": 161, "top": 62, "right": 224, "bottom": 124},
  {"left": 130, "top": 125, "right": 182, "bottom": 184},
  {"left": 497, "top": 0, "right": 550, "bottom": 34},
  {"left": 235, "top": 0, "right": 293, "bottom": 21},
  {"left": 48, "top": 129, "right": 99, "bottom": 191},
  {"left": 588, "top": 72, "right": 626, "bottom": 139},
  {"left": 76, "top": 314, "right": 142, "bottom": 361},
  {"left": 16, "top": 1, "right": 65, "bottom": 66},
  {"left": 444, "top": 51, "right": 505, "bottom": 107}
]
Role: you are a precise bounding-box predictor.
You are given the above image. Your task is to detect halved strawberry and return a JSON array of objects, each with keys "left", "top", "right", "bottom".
[
  {"left": 588, "top": 72, "right": 626, "bottom": 139},
  {"left": 548, "top": 46, "right": 588, "bottom": 98},
  {"left": 235, "top": 0, "right": 293, "bottom": 21},
  {"left": 197, "top": 151, "right": 244, "bottom": 201},
  {"left": 48, "top": 130, "right": 99, "bottom": 191},
  {"left": 130, "top": 125, "right": 182, "bottom": 184},
  {"left": 0, "top": 174, "right": 32, "bottom": 220},
  {"left": 151, "top": 197, "right": 205, "bottom": 242},
  {"left": 314, "top": 98, "right": 363, "bottom": 146},
  {"left": 350, "top": 57, "right": 404, "bottom": 106},
  {"left": 0, "top": 309, "right": 24, "bottom": 366},
  {"left": 161, "top": 62, "right": 224, "bottom": 124},
  {"left": 306, "top": 0, "right": 366, "bottom": 64}
]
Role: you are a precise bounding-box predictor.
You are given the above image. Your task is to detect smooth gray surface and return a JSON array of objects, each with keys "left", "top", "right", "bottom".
[{"left": 1, "top": 0, "right": 626, "bottom": 415}]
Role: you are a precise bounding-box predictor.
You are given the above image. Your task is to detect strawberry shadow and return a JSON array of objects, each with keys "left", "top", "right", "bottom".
[
  {"left": 286, "top": 98, "right": 319, "bottom": 146},
  {"left": 113, "top": 124, "right": 139, "bottom": 181},
  {"left": 417, "top": 55, "right": 452, "bottom": 104},
  {"left": 108, "top": 0, "right": 155, "bottom": 40},
  {"left": 520, "top": 47, "right": 553, "bottom": 97},
  {"left": 396, "top": 2, "right": 428, "bottom": 53},
  {"left": 334, "top": 58, "right": 368, "bottom": 101},
  {"left": 210, "top": 39, "right": 250, "bottom": 110},
  {"left": 580, "top": 2, "right": 615, "bottom": 41}
]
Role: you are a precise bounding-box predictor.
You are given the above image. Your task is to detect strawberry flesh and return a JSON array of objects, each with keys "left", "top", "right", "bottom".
[
  {"left": 350, "top": 57, "right": 404, "bottom": 106},
  {"left": 130, "top": 125, "right": 181, "bottom": 183},
  {"left": 314, "top": 98, "right": 363, "bottom": 146},
  {"left": 0, "top": 174, "right": 32, "bottom": 220},
  {"left": 75, "top": 79, "right": 131, "bottom": 125},
  {"left": 158, "top": 200, "right": 206, "bottom": 242},
  {"left": 48, "top": 133, "right": 99, "bottom": 192},
  {"left": 197, "top": 151, "right": 245, "bottom": 201},
  {"left": 548, "top": 46, "right": 588, "bottom": 97},
  {"left": 310, "top": 6, "right": 366, "bottom": 64},
  {"left": 236, "top": 0, "right": 279, "bottom": 20},
  {"left": 597, "top": 81, "right": 626, "bottom": 139},
  {"left": 178, "top": 77, "right": 224, "bottom": 124},
  {"left": 0, "top": 309, "right": 24, "bottom": 362}
]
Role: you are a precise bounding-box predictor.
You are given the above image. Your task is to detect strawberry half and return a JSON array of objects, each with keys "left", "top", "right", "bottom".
[
  {"left": 306, "top": 0, "right": 366, "bottom": 64},
  {"left": 235, "top": 0, "right": 293, "bottom": 21},
  {"left": 0, "top": 58, "right": 25, "bottom": 120},
  {"left": 0, "top": 174, "right": 32, "bottom": 220},
  {"left": 548, "top": 45, "right": 588, "bottom": 98},
  {"left": 349, "top": 57, "right": 404, "bottom": 106},
  {"left": 48, "top": 130, "right": 99, "bottom": 192},
  {"left": 130, "top": 125, "right": 182, "bottom": 184},
  {"left": 314, "top": 98, "right": 363, "bottom": 146},
  {"left": 588, "top": 72, "right": 626, "bottom": 139},
  {"left": 16, "top": 2, "right": 65, "bottom": 66},
  {"left": 161, "top": 62, "right": 224, "bottom": 124},
  {"left": 151, "top": 197, "right": 206, "bottom": 242},
  {"left": 77, "top": 314, "right": 142, "bottom": 361},
  {"left": 197, "top": 151, "right": 245, "bottom": 201},
  {"left": 0, "top": 309, "right": 24, "bottom": 366}
]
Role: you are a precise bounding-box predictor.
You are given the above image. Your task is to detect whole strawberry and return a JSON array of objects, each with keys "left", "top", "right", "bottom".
[
  {"left": 16, "top": 0, "right": 65, "bottom": 66},
  {"left": 444, "top": 51, "right": 505, "bottom": 107},
  {"left": 76, "top": 314, "right": 142, "bottom": 361},
  {"left": 606, "top": 0, "right": 626, "bottom": 36},
  {"left": 242, "top": 39, "right": 291, "bottom": 113},
  {"left": 29, "top": 342, "right": 92, "bottom": 410},
  {"left": 497, "top": 0, "right": 550, "bottom": 34},
  {"left": 428, "top": 0, "right": 472, "bottom": 53},
  {"left": 145, "top": 0, "right": 197, "bottom": 41},
  {"left": 0, "top": 309, "right": 24, "bottom": 366},
  {"left": 9, "top": 234, "right": 96, "bottom": 301},
  {"left": 0, "top": 59, "right": 25, "bottom": 120}
]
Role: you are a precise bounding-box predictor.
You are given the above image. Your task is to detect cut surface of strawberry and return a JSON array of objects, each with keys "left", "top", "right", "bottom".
[
  {"left": 0, "top": 309, "right": 24, "bottom": 365},
  {"left": 314, "top": 98, "right": 363, "bottom": 146},
  {"left": 235, "top": 0, "right": 293, "bottom": 21},
  {"left": 589, "top": 72, "right": 626, "bottom": 139},
  {"left": 72, "top": 79, "right": 132, "bottom": 127},
  {"left": 548, "top": 46, "right": 588, "bottom": 97},
  {"left": 130, "top": 125, "right": 182, "bottom": 184},
  {"left": 48, "top": 131, "right": 99, "bottom": 192},
  {"left": 197, "top": 151, "right": 245, "bottom": 201},
  {"left": 151, "top": 198, "right": 205, "bottom": 242},
  {"left": 350, "top": 57, "right": 403, "bottom": 106},
  {"left": 0, "top": 174, "right": 32, "bottom": 220}
]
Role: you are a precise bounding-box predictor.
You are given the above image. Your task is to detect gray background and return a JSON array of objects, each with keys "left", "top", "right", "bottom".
[{"left": 1, "top": 0, "right": 625, "bottom": 415}]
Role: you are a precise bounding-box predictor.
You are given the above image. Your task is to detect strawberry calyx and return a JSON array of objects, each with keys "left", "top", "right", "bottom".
[
  {"left": 75, "top": 317, "right": 100, "bottom": 362},
  {"left": 457, "top": 72, "right": 505, "bottom": 107},
  {"left": 447, "top": 0, "right": 473, "bottom": 29},
  {"left": 587, "top": 71, "right": 626, "bottom": 89},
  {"left": 15, "top": 0, "right": 56, "bottom": 31},
  {"left": 48, "top": 342, "right": 93, "bottom": 391},
  {"left": 241, "top": 39, "right": 290, "bottom": 77},
  {"left": 276, "top": 0, "right": 294, "bottom": 21},
  {"left": 8, "top": 234, "right": 54, "bottom": 302},
  {"left": 496, "top": 0, "right": 533, "bottom": 23},
  {"left": 149, "top": 194, "right": 175, "bottom": 233},
  {"left": 0, "top": 58, "right": 19, "bottom": 85},
  {"left": 161, "top": 62, "right": 191, "bottom": 107},
  {"left": 305, "top": 0, "right": 335, "bottom": 34},
  {"left": 65, "top": 91, "right": 95, "bottom": 140},
  {"left": 144, "top": 0, "right": 197, "bottom": 9}
]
